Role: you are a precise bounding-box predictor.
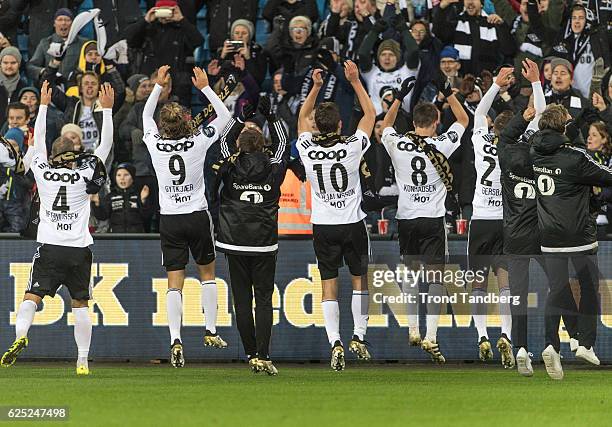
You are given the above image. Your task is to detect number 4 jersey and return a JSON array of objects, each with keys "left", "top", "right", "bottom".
[
  {"left": 297, "top": 130, "right": 370, "bottom": 225},
  {"left": 471, "top": 127, "right": 502, "bottom": 220},
  {"left": 381, "top": 123, "right": 465, "bottom": 220},
  {"left": 144, "top": 126, "right": 219, "bottom": 215},
  {"left": 31, "top": 153, "right": 98, "bottom": 247}
]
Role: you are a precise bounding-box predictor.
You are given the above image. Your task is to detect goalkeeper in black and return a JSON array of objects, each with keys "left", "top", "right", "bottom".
[{"left": 212, "top": 98, "right": 289, "bottom": 375}]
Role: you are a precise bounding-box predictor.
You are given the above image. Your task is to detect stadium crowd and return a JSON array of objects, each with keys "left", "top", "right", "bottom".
[{"left": 0, "top": 0, "right": 610, "bottom": 235}]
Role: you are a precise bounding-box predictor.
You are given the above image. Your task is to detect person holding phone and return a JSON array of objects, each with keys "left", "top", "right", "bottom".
[{"left": 218, "top": 19, "right": 269, "bottom": 86}]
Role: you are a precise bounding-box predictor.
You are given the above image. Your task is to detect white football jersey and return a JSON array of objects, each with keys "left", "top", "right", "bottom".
[
  {"left": 297, "top": 129, "right": 370, "bottom": 225},
  {"left": 471, "top": 127, "right": 502, "bottom": 220},
  {"left": 0, "top": 144, "right": 15, "bottom": 166},
  {"left": 382, "top": 123, "right": 465, "bottom": 220},
  {"left": 144, "top": 125, "right": 219, "bottom": 215},
  {"left": 31, "top": 153, "right": 97, "bottom": 247}
]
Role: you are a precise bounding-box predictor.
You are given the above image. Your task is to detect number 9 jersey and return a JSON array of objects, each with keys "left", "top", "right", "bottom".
[
  {"left": 144, "top": 125, "right": 218, "bottom": 215},
  {"left": 297, "top": 129, "right": 370, "bottom": 225}
]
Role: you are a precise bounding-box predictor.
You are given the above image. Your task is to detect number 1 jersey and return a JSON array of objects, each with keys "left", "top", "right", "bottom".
[
  {"left": 144, "top": 126, "right": 219, "bottom": 215},
  {"left": 297, "top": 130, "right": 370, "bottom": 225},
  {"left": 381, "top": 123, "right": 465, "bottom": 220}
]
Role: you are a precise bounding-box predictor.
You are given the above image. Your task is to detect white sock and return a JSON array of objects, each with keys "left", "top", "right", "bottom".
[
  {"left": 499, "top": 287, "right": 512, "bottom": 340},
  {"left": 472, "top": 288, "right": 488, "bottom": 339},
  {"left": 425, "top": 282, "right": 444, "bottom": 342},
  {"left": 321, "top": 300, "right": 341, "bottom": 345},
  {"left": 201, "top": 280, "right": 218, "bottom": 334},
  {"left": 351, "top": 291, "right": 369, "bottom": 340},
  {"left": 73, "top": 307, "right": 92, "bottom": 363},
  {"left": 167, "top": 288, "right": 182, "bottom": 344},
  {"left": 402, "top": 280, "right": 419, "bottom": 331},
  {"left": 15, "top": 300, "right": 37, "bottom": 339}
]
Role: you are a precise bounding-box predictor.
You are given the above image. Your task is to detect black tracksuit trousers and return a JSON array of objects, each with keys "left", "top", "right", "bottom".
[{"left": 227, "top": 253, "right": 276, "bottom": 360}]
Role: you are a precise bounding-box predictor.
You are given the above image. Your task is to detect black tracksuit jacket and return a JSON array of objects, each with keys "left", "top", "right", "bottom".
[
  {"left": 530, "top": 127, "right": 612, "bottom": 253},
  {"left": 213, "top": 118, "right": 289, "bottom": 256}
]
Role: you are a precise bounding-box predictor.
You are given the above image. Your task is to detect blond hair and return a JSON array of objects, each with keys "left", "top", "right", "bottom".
[{"left": 539, "top": 104, "right": 569, "bottom": 133}]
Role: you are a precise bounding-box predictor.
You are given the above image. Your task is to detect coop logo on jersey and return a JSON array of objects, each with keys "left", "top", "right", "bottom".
[
  {"left": 397, "top": 141, "right": 423, "bottom": 152},
  {"left": 43, "top": 171, "right": 81, "bottom": 184},
  {"left": 156, "top": 141, "right": 195, "bottom": 152},
  {"left": 308, "top": 149, "right": 347, "bottom": 161}
]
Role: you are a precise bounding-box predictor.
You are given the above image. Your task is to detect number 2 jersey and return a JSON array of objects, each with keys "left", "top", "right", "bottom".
[
  {"left": 381, "top": 123, "right": 465, "bottom": 220},
  {"left": 144, "top": 126, "right": 219, "bottom": 215},
  {"left": 471, "top": 127, "right": 502, "bottom": 220},
  {"left": 30, "top": 153, "right": 99, "bottom": 247},
  {"left": 297, "top": 129, "right": 370, "bottom": 225}
]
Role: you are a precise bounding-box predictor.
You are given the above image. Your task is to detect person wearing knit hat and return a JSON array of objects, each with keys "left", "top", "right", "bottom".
[
  {"left": 127, "top": 74, "right": 153, "bottom": 102},
  {"left": 231, "top": 19, "right": 255, "bottom": 43},
  {"left": 4, "top": 128, "right": 25, "bottom": 152},
  {"left": 219, "top": 19, "right": 269, "bottom": 86},
  {"left": 54, "top": 8, "right": 74, "bottom": 20},
  {"left": 377, "top": 39, "right": 401, "bottom": 71},
  {"left": 549, "top": 57, "right": 574, "bottom": 94},
  {"left": 0, "top": 46, "right": 25, "bottom": 100},
  {"left": 61, "top": 123, "right": 84, "bottom": 152}
]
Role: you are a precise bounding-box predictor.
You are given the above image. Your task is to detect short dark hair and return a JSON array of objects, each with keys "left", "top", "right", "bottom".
[
  {"left": 412, "top": 102, "right": 440, "bottom": 128},
  {"left": 314, "top": 102, "right": 341, "bottom": 134},
  {"left": 493, "top": 110, "right": 513, "bottom": 135},
  {"left": 7, "top": 102, "right": 28, "bottom": 116},
  {"left": 238, "top": 128, "right": 266, "bottom": 153}
]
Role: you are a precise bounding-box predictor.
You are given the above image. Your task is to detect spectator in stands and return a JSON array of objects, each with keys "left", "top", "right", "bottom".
[
  {"left": 0, "top": 127, "right": 32, "bottom": 233},
  {"left": 551, "top": 4, "right": 610, "bottom": 98},
  {"left": 57, "top": 40, "right": 126, "bottom": 101},
  {"left": 263, "top": 0, "right": 320, "bottom": 33},
  {"left": 358, "top": 12, "right": 420, "bottom": 115},
  {"left": 0, "top": 1, "right": 22, "bottom": 47},
  {"left": 124, "top": 0, "right": 204, "bottom": 107},
  {"left": 61, "top": 123, "right": 84, "bottom": 152},
  {"left": 267, "top": 15, "right": 320, "bottom": 74},
  {"left": 494, "top": 0, "right": 563, "bottom": 85},
  {"left": 545, "top": 57, "right": 589, "bottom": 119},
  {"left": 18, "top": 87, "right": 64, "bottom": 153},
  {"left": 113, "top": 74, "right": 153, "bottom": 162},
  {"left": 218, "top": 19, "right": 269, "bottom": 86},
  {"left": 12, "top": 1, "right": 83, "bottom": 56},
  {"left": 320, "top": 0, "right": 376, "bottom": 61},
  {"left": 419, "top": 45, "right": 464, "bottom": 105},
  {"left": 410, "top": 20, "right": 443, "bottom": 107},
  {"left": 208, "top": 54, "right": 260, "bottom": 117},
  {"left": 432, "top": 0, "right": 516, "bottom": 76},
  {"left": 3, "top": 102, "right": 32, "bottom": 151},
  {"left": 26, "top": 7, "right": 87, "bottom": 85},
  {"left": 0, "top": 47, "right": 27, "bottom": 99},
  {"left": 261, "top": 70, "right": 300, "bottom": 141},
  {"left": 91, "top": 163, "right": 152, "bottom": 233},
  {"left": 203, "top": 0, "right": 258, "bottom": 52}
]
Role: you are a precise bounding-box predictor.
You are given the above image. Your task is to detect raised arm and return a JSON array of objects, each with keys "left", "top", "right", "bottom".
[
  {"left": 382, "top": 76, "right": 416, "bottom": 130},
  {"left": 521, "top": 59, "right": 545, "bottom": 116},
  {"left": 297, "top": 69, "right": 323, "bottom": 135},
  {"left": 474, "top": 67, "right": 514, "bottom": 130},
  {"left": 258, "top": 96, "right": 289, "bottom": 165},
  {"left": 192, "top": 66, "right": 231, "bottom": 132},
  {"left": 144, "top": 65, "right": 170, "bottom": 136},
  {"left": 345, "top": 60, "right": 376, "bottom": 136},
  {"left": 94, "top": 83, "right": 115, "bottom": 164},
  {"left": 445, "top": 89, "right": 469, "bottom": 129},
  {"left": 24, "top": 82, "right": 52, "bottom": 170}
]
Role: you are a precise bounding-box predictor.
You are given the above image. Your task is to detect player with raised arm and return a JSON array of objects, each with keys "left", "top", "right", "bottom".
[
  {"left": 1, "top": 81, "right": 115, "bottom": 375},
  {"left": 382, "top": 78, "right": 469, "bottom": 364},
  {"left": 468, "top": 66, "right": 516, "bottom": 368},
  {"left": 143, "top": 65, "right": 231, "bottom": 368},
  {"left": 297, "top": 61, "right": 376, "bottom": 371}
]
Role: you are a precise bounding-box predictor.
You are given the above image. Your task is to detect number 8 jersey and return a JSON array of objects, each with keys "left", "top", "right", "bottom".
[
  {"left": 297, "top": 129, "right": 370, "bottom": 225},
  {"left": 381, "top": 123, "right": 465, "bottom": 220},
  {"left": 144, "top": 126, "right": 219, "bottom": 215}
]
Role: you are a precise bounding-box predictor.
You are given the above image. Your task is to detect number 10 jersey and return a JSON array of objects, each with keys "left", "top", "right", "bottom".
[
  {"left": 297, "top": 129, "right": 370, "bottom": 225},
  {"left": 381, "top": 123, "right": 465, "bottom": 220},
  {"left": 144, "top": 125, "right": 219, "bottom": 215}
]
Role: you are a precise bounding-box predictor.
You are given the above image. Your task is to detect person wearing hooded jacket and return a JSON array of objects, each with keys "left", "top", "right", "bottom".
[
  {"left": 90, "top": 163, "right": 153, "bottom": 233},
  {"left": 212, "top": 97, "right": 290, "bottom": 375},
  {"left": 530, "top": 103, "right": 612, "bottom": 379}
]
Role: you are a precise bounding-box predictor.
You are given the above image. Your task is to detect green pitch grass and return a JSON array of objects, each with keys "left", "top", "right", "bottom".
[{"left": 0, "top": 363, "right": 610, "bottom": 427}]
